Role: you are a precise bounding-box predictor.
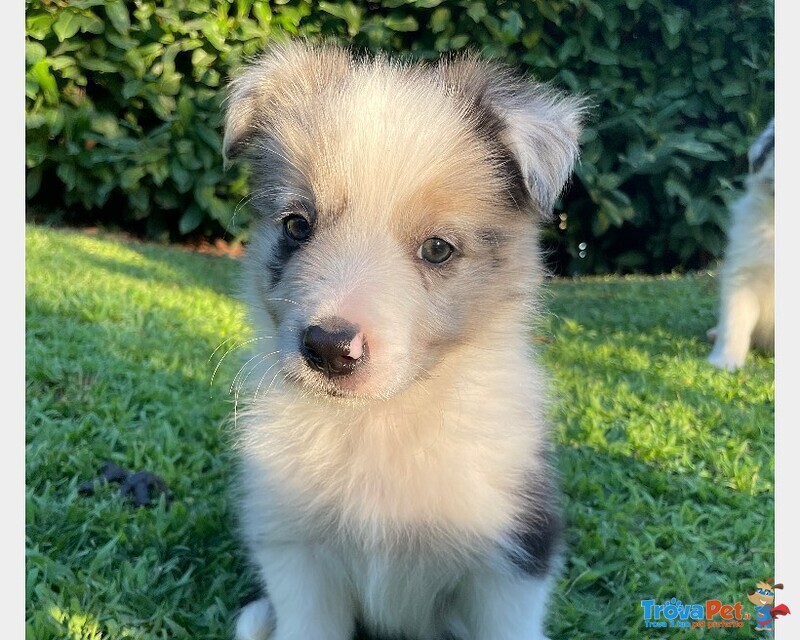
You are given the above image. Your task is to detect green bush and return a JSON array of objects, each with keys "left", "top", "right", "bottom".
[{"left": 25, "top": 0, "right": 773, "bottom": 274}]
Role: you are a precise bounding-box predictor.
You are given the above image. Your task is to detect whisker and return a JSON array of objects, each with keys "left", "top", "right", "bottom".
[
  {"left": 257, "top": 145, "right": 304, "bottom": 175},
  {"left": 237, "top": 353, "right": 283, "bottom": 396},
  {"left": 208, "top": 336, "right": 240, "bottom": 364},
  {"left": 209, "top": 335, "right": 277, "bottom": 387},
  {"left": 278, "top": 191, "right": 314, "bottom": 203},
  {"left": 263, "top": 297, "right": 302, "bottom": 306},
  {"left": 231, "top": 350, "right": 282, "bottom": 394},
  {"left": 254, "top": 360, "right": 284, "bottom": 400},
  {"left": 264, "top": 365, "right": 288, "bottom": 397}
]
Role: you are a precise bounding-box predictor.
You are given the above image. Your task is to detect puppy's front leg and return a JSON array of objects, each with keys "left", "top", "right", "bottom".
[
  {"left": 237, "top": 544, "right": 355, "bottom": 640},
  {"left": 456, "top": 569, "right": 554, "bottom": 640},
  {"left": 708, "top": 285, "right": 761, "bottom": 371}
]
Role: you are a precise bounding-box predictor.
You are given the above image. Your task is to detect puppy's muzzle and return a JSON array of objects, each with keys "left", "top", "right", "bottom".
[{"left": 301, "top": 317, "right": 367, "bottom": 378}]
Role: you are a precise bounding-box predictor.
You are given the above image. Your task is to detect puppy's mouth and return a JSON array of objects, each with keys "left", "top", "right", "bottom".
[
  {"left": 284, "top": 318, "right": 375, "bottom": 398},
  {"left": 284, "top": 357, "right": 374, "bottom": 399}
]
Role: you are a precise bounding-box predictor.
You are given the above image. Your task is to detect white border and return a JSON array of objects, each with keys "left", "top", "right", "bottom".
[
  {"left": 6, "top": 0, "right": 25, "bottom": 634},
  {"left": 774, "top": 0, "right": 798, "bottom": 638}
]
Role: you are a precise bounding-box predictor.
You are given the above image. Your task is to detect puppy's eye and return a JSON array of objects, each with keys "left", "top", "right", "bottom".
[
  {"left": 283, "top": 215, "right": 312, "bottom": 242},
  {"left": 418, "top": 237, "right": 454, "bottom": 264}
]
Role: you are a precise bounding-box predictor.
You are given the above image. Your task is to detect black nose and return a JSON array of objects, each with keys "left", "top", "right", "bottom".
[{"left": 301, "top": 318, "right": 366, "bottom": 377}]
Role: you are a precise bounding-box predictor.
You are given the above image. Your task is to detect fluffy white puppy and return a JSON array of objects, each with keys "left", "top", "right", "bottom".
[
  {"left": 708, "top": 119, "right": 774, "bottom": 371},
  {"left": 222, "top": 42, "right": 584, "bottom": 640}
]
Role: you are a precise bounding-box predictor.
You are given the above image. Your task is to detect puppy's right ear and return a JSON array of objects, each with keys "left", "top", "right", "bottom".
[
  {"left": 222, "top": 61, "right": 271, "bottom": 165},
  {"left": 437, "top": 55, "right": 587, "bottom": 216},
  {"left": 222, "top": 42, "right": 352, "bottom": 165}
]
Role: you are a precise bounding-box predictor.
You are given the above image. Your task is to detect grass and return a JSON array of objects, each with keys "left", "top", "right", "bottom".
[{"left": 26, "top": 225, "right": 775, "bottom": 640}]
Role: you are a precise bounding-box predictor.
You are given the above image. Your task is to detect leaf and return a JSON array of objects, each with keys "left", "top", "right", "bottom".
[
  {"left": 76, "top": 12, "right": 104, "bottom": 34},
  {"left": 120, "top": 166, "right": 146, "bottom": 190},
  {"left": 684, "top": 198, "right": 715, "bottom": 225},
  {"left": 56, "top": 163, "right": 78, "bottom": 190},
  {"left": 26, "top": 14, "right": 54, "bottom": 40},
  {"left": 26, "top": 138, "right": 47, "bottom": 168},
  {"left": 201, "top": 19, "right": 227, "bottom": 51},
  {"left": 90, "top": 114, "right": 123, "bottom": 140},
  {"left": 385, "top": 14, "right": 419, "bottom": 32},
  {"left": 106, "top": 1, "right": 131, "bottom": 34},
  {"left": 252, "top": 1, "right": 272, "bottom": 28},
  {"left": 169, "top": 160, "right": 193, "bottom": 193},
  {"left": 430, "top": 7, "right": 450, "bottom": 32},
  {"left": 721, "top": 81, "right": 748, "bottom": 98},
  {"left": 598, "top": 191, "right": 635, "bottom": 226},
  {"left": 583, "top": 1, "right": 604, "bottom": 20},
  {"left": 26, "top": 42, "right": 47, "bottom": 66},
  {"left": 665, "top": 178, "right": 691, "bottom": 205},
  {"left": 28, "top": 60, "right": 59, "bottom": 106},
  {"left": 449, "top": 34, "right": 469, "bottom": 49},
  {"left": 179, "top": 205, "right": 205, "bottom": 234},
  {"left": 671, "top": 139, "right": 725, "bottom": 162},
  {"left": 191, "top": 48, "right": 217, "bottom": 70},
  {"left": 129, "top": 189, "right": 150, "bottom": 215},
  {"left": 502, "top": 10, "right": 523, "bottom": 37},
  {"left": 588, "top": 48, "right": 616, "bottom": 65},
  {"left": 26, "top": 167, "right": 42, "bottom": 199},
  {"left": 25, "top": 113, "right": 47, "bottom": 130},
  {"left": 558, "top": 37, "right": 581, "bottom": 64},
  {"left": 319, "top": 1, "right": 362, "bottom": 36},
  {"left": 53, "top": 12, "right": 81, "bottom": 42},
  {"left": 81, "top": 58, "right": 117, "bottom": 73},
  {"left": 663, "top": 11, "right": 684, "bottom": 35},
  {"left": 465, "top": 2, "right": 487, "bottom": 22}
]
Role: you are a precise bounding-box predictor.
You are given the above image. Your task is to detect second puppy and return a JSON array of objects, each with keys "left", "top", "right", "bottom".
[{"left": 708, "top": 119, "right": 774, "bottom": 371}]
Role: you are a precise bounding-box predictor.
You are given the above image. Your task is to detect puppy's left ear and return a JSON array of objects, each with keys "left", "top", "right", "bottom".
[
  {"left": 439, "top": 57, "right": 587, "bottom": 215},
  {"left": 491, "top": 80, "right": 587, "bottom": 215}
]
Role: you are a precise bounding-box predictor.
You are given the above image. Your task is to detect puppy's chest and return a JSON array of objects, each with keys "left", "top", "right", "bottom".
[
  {"left": 287, "top": 413, "right": 524, "bottom": 539},
  {"left": 342, "top": 541, "right": 471, "bottom": 639}
]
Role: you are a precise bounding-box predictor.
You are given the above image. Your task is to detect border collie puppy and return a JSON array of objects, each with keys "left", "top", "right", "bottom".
[
  {"left": 708, "top": 119, "right": 774, "bottom": 371},
  {"left": 222, "top": 42, "right": 584, "bottom": 640}
]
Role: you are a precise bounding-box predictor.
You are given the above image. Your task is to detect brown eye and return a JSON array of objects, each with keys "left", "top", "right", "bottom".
[
  {"left": 283, "top": 215, "right": 312, "bottom": 242},
  {"left": 418, "top": 237, "right": 454, "bottom": 264}
]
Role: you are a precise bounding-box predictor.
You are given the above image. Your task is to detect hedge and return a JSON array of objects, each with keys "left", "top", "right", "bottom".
[{"left": 25, "top": 0, "right": 774, "bottom": 275}]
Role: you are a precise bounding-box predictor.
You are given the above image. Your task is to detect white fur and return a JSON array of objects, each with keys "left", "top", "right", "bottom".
[
  {"left": 236, "top": 598, "right": 274, "bottom": 640},
  {"left": 708, "top": 120, "right": 774, "bottom": 371},
  {"left": 234, "top": 325, "right": 555, "bottom": 639}
]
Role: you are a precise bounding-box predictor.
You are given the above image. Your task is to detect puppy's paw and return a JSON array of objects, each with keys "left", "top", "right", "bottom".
[
  {"left": 707, "top": 350, "right": 745, "bottom": 372},
  {"left": 235, "top": 598, "right": 274, "bottom": 640}
]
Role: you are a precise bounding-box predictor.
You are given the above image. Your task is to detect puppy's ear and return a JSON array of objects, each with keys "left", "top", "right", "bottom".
[
  {"left": 747, "top": 118, "right": 774, "bottom": 175},
  {"left": 438, "top": 56, "right": 587, "bottom": 215},
  {"left": 222, "top": 42, "right": 352, "bottom": 164}
]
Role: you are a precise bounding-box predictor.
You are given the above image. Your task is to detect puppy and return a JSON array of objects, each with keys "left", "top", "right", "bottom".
[
  {"left": 708, "top": 119, "right": 774, "bottom": 371},
  {"left": 222, "top": 42, "right": 584, "bottom": 640}
]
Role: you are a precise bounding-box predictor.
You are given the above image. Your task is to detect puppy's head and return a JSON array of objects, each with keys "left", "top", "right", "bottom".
[{"left": 224, "top": 43, "right": 584, "bottom": 400}]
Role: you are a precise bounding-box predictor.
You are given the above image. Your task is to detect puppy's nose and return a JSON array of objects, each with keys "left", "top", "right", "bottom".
[{"left": 301, "top": 318, "right": 367, "bottom": 377}]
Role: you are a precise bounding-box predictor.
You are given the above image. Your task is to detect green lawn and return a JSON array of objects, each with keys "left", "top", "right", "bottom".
[{"left": 26, "top": 225, "right": 775, "bottom": 640}]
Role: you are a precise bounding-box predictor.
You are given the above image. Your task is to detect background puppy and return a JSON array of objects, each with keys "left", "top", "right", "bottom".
[
  {"left": 223, "top": 42, "right": 583, "bottom": 640},
  {"left": 708, "top": 119, "right": 775, "bottom": 371}
]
